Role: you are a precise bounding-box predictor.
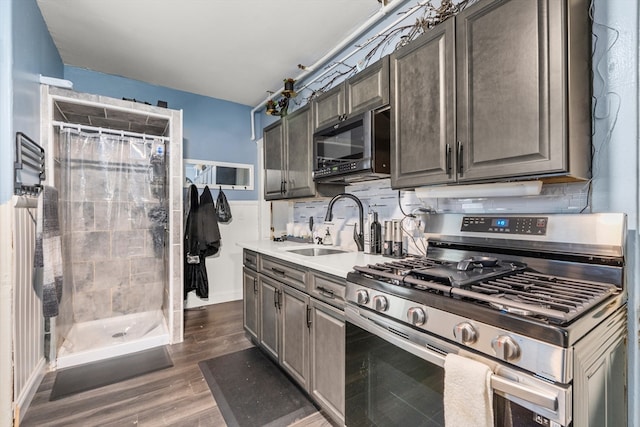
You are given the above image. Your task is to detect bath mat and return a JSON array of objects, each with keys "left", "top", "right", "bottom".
[
  {"left": 50, "top": 346, "right": 173, "bottom": 401},
  {"left": 198, "top": 347, "right": 318, "bottom": 427}
]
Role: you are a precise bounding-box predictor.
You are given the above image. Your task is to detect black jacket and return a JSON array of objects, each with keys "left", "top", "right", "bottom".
[{"left": 184, "top": 185, "right": 221, "bottom": 298}]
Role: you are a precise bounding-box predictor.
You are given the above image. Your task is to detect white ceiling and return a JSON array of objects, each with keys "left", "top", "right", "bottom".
[{"left": 36, "top": 0, "right": 386, "bottom": 107}]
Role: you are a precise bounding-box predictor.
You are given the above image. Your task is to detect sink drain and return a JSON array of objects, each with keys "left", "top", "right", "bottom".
[{"left": 112, "top": 331, "right": 127, "bottom": 338}]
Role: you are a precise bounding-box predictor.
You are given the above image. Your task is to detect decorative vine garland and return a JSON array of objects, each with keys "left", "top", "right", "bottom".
[{"left": 265, "top": 0, "right": 476, "bottom": 115}]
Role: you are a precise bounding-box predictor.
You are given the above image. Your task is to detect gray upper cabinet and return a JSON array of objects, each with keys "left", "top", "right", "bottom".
[
  {"left": 263, "top": 104, "right": 315, "bottom": 200},
  {"left": 391, "top": 0, "right": 591, "bottom": 189},
  {"left": 346, "top": 56, "right": 390, "bottom": 117},
  {"left": 284, "top": 105, "right": 316, "bottom": 198},
  {"left": 313, "top": 56, "right": 390, "bottom": 132},
  {"left": 313, "top": 84, "right": 345, "bottom": 132},
  {"left": 263, "top": 121, "right": 285, "bottom": 199},
  {"left": 390, "top": 19, "right": 456, "bottom": 188}
]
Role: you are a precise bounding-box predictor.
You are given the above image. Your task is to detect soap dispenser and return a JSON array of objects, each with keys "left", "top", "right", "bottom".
[{"left": 323, "top": 227, "right": 333, "bottom": 246}]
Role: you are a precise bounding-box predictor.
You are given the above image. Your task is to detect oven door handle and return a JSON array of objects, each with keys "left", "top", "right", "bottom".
[{"left": 346, "top": 305, "right": 560, "bottom": 412}]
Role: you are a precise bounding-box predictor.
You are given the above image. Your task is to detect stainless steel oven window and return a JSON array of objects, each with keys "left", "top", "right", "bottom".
[
  {"left": 346, "top": 321, "right": 445, "bottom": 426},
  {"left": 345, "top": 306, "right": 571, "bottom": 427}
]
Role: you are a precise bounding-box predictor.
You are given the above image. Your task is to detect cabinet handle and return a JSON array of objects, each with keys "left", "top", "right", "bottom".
[
  {"left": 445, "top": 143, "right": 452, "bottom": 177},
  {"left": 457, "top": 141, "right": 464, "bottom": 176},
  {"left": 306, "top": 305, "right": 312, "bottom": 328},
  {"left": 271, "top": 267, "right": 286, "bottom": 277},
  {"left": 282, "top": 180, "right": 287, "bottom": 194},
  {"left": 278, "top": 289, "right": 283, "bottom": 310},
  {"left": 317, "top": 285, "right": 335, "bottom": 299},
  {"left": 274, "top": 288, "right": 278, "bottom": 308},
  {"left": 253, "top": 277, "right": 258, "bottom": 293}
]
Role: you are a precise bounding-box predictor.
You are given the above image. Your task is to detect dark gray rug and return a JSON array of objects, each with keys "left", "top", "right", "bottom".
[
  {"left": 50, "top": 346, "right": 173, "bottom": 401},
  {"left": 198, "top": 347, "right": 318, "bottom": 427}
]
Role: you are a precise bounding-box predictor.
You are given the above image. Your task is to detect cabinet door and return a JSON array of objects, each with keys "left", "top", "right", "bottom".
[
  {"left": 284, "top": 105, "right": 315, "bottom": 198},
  {"left": 259, "top": 276, "right": 280, "bottom": 360},
  {"left": 242, "top": 267, "right": 260, "bottom": 342},
  {"left": 313, "top": 84, "right": 346, "bottom": 131},
  {"left": 280, "top": 286, "right": 310, "bottom": 390},
  {"left": 390, "top": 19, "right": 456, "bottom": 189},
  {"left": 263, "top": 121, "right": 285, "bottom": 200},
  {"left": 310, "top": 299, "right": 345, "bottom": 424},
  {"left": 456, "top": 0, "right": 566, "bottom": 181},
  {"left": 346, "top": 56, "right": 390, "bottom": 116}
]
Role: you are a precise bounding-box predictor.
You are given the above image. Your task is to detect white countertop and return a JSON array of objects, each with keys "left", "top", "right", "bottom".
[{"left": 237, "top": 239, "right": 388, "bottom": 278}]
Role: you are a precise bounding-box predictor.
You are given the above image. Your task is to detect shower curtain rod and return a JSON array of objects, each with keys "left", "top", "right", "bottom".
[{"left": 52, "top": 121, "right": 170, "bottom": 142}]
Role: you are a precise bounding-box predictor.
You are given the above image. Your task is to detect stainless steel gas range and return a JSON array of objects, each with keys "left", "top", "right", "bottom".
[{"left": 344, "top": 213, "right": 627, "bottom": 427}]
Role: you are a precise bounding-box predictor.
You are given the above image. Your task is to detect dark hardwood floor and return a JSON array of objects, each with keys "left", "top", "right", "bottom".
[{"left": 21, "top": 301, "right": 335, "bottom": 427}]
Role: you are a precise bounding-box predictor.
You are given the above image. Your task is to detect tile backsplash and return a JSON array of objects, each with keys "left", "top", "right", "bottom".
[{"left": 273, "top": 179, "right": 590, "bottom": 256}]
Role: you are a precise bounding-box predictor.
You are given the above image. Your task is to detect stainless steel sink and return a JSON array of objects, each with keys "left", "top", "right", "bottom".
[{"left": 286, "top": 247, "right": 348, "bottom": 256}]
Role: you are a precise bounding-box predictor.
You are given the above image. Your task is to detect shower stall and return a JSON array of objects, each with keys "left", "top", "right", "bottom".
[{"left": 40, "top": 86, "right": 184, "bottom": 368}]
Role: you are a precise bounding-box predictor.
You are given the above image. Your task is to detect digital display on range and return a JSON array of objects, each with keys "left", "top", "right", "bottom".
[
  {"left": 492, "top": 218, "right": 509, "bottom": 228},
  {"left": 461, "top": 216, "right": 548, "bottom": 235}
]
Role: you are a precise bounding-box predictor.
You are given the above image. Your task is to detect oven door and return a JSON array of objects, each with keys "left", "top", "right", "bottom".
[{"left": 345, "top": 305, "right": 572, "bottom": 427}]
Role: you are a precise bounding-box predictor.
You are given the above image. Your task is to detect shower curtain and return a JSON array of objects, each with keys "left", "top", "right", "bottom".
[{"left": 57, "top": 128, "right": 167, "bottom": 324}]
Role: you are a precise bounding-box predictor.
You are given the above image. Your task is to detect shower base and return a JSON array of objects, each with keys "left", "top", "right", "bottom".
[{"left": 55, "top": 310, "right": 170, "bottom": 369}]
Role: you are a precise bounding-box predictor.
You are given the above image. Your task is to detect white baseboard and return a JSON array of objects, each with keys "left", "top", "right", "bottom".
[
  {"left": 185, "top": 290, "right": 243, "bottom": 308},
  {"left": 13, "top": 357, "right": 46, "bottom": 426}
]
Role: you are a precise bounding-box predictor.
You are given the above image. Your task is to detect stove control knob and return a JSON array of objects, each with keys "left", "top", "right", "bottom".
[
  {"left": 373, "top": 295, "right": 388, "bottom": 312},
  {"left": 453, "top": 322, "right": 477, "bottom": 345},
  {"left": 407, "top": 307, "right": 427, "bottom": 326},
  {"left": 356, "top": 290, "right": 370, "bottom": 305},
  {"left": 491, "top": 335, "right": 521, "bottom": 362}
]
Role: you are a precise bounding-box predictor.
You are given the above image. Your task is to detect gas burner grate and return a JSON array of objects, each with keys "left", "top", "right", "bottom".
[
  {"left": 352, "top": 258, "right": 622, "bottom": 324},
  {"left": 471, "top": 271, "right": 620, "bottom": 320},
  {"left": 354, "top": 257, "right": 446, "bottom": 278}
]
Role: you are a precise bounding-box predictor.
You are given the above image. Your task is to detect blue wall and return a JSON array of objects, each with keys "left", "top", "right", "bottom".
[
  {"left": 1, "top": 0, "right": 63, "bottom": 203},
  {"left": 0, "top": 1, "right": 12, "bottom": 204},
  {"left": 65, "top": 66, "right": 259, "bottom": 201}
]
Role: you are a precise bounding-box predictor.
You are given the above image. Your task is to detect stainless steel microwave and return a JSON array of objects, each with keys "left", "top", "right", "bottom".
[{"left": 312, "top": 109, "right": 390, "bottom": 183}]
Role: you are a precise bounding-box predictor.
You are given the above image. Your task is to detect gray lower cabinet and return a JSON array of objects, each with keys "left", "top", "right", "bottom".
[
  {"left": 242, "top": 252, "right": 345, "bottom": 426},
  {"left": 242, "top": 267, "right": 260, "bottom": 342},
  {"left": 391, "top": 0, "right": 591, "bottom": 188},
  {"left": 309, "top": 299, "right": 345, "bottom": 424},
  {"left": 259, "top": 275, "right": 281, "bottom": 360},
  {"left": 280, "top": 286, "right": 310, "bottom": 389},
  {"left": 263, "top": 105, "right": 315, "bottom": 200},
  {"left": 573, "top": 309, "right": 627, "bottom": 426}
]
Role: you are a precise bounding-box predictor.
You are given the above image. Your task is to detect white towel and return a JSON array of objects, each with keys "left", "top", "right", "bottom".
[{"left": 444, "top": 353, "right": 494, "bottom": 427}]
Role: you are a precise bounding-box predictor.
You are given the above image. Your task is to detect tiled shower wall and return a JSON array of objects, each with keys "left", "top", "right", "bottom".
[
  {"left": 59, "top": 131, "right": 166, "bottom": 322},
  {"left": 282, "top": 179, "right": 590, "bottom": 255}
]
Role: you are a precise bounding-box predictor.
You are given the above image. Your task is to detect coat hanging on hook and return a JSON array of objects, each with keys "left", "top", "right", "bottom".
[{"left": 184, "top": 185, "right": 221, "bottom": 299}]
